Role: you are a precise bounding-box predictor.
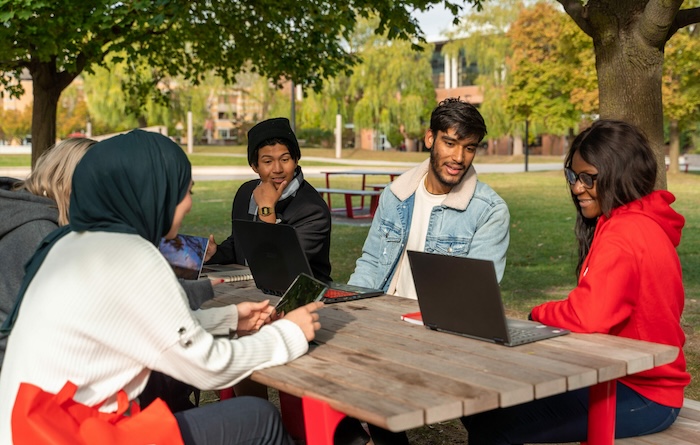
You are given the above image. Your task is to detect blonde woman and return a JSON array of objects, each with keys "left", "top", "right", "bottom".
[{"left": 0, "top": 137, "right": 95, "bottom": 367}]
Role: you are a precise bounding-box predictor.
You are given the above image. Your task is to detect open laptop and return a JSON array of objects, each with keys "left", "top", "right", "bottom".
[
  {"left": 230, "top": 219, "right": 384, "bottom": 303},
  {"left": 407, "top": 251, "right": 569, "bottom": 347},
  {"left": 159, "top": 234, "right": 209, "bottom": 280}
]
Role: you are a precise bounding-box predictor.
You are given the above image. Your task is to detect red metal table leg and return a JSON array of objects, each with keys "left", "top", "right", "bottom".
[
  {"left": 302, "top": 396, "right": 346, "bottom": 445},
  {"left": 585, "top": 380, "right": 617, "bottom": 445},
  {"left": 324, "top": 173, "right": 333, "bottom": 209},
  {"left": 360, "top": 174, "right": 367, "bottom": 210},
  {"left": 344, "top": 194, "right": 355, "bottom": 219},
  {"left": 370, "top": 195, "right": 379, "bottom": 216},
  {"left": 279, "top": 391, "right": 306, "bottom": 442}
]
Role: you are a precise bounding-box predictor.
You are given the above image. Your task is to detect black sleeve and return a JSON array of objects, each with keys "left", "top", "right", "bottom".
[
  {"left": 206, "top": 181, "right": 255, "bottom": 265},
  {"left": 178, "top": 279, "right": 215, "bottom": 310}
]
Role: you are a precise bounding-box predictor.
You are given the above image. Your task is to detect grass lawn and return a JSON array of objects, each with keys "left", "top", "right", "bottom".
[{"left": 182, "top": 169, "right": 700, "bottom": 404}]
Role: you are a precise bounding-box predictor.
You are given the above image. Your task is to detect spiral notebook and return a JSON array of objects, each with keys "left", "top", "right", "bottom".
[{"left": 200, "top": 263, "right": 254, "bottom": 283}]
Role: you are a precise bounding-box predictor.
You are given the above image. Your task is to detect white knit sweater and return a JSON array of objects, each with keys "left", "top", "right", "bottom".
[{"left": 0, "top": 231, "right": 309, "bottom": 444}]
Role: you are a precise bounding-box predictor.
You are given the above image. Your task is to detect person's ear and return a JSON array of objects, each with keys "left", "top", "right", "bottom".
[
  {"left": 251, "top": 163, "right": 259, "bottom": 174},
  {"left": 424, "top": 130, "right": 435, "bottom": 150}
]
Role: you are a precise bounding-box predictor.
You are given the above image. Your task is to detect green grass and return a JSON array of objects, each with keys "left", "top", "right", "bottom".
[
  {"left": 0, "top": 154, "right": 30, "bottom": 167},
  {"left": 181, "top": 170, "right": 700, "bottom": 401}
]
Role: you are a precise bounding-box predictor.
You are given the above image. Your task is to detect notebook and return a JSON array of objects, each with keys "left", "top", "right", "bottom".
[
  {"left": 200, "top": 263, "right": 254, "bottom": 283},
  {"left": 158, "top": 234, "right": 209, "bottom": 280},
  {"left": 407, "top": 251, "right": 569, "bottom": 347},
  {"left": 230, "top": 219, "right": 384, "bottom": 303}
]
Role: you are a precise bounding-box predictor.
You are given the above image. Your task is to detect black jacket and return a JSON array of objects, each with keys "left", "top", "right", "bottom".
[{"left": 208, "top": 176, "right": 332, "bottom": 282}]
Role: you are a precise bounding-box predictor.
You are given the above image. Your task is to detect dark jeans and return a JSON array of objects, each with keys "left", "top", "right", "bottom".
[
  {"left": 175, "top": 396, "right": 294, "bottom": 445},
  {"left": 140, "top": 371, "right": 199, "bottom": 413},
  {"left": 462, "top": 382, "right": 680, "bottom": 445}
]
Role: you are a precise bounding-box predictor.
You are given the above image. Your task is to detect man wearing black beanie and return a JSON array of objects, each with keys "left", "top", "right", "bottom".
[{"left": 206, "top": 117, "right": 332, "bottom": 283}]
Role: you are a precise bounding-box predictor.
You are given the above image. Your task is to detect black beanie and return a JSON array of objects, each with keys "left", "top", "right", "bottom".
[{"left": 247, "top": 117, "right": 301, "bottom": 166}]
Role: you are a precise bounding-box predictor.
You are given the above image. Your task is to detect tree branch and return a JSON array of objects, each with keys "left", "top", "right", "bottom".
[
  {"left": 557, "top": 0, "right": 594, "bottom": 37},
  {"left": 637, "top": 0, "right": 682, "bottom": 45},
  {"left": 668, "top": 7, "right": 700, "bottom": 40}
]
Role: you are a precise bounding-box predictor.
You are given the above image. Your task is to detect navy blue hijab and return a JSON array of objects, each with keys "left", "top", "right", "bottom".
[{"left": 1, "top": 130, "right": 192, "bottom": 333}]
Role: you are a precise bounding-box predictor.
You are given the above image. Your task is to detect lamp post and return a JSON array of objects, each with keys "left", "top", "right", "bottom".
[
  {"left": 290, "top": 80, "right": 296, "bottom": 132},
  {"left": 524, "top": 119, "right": 530, "bottom": 173}
]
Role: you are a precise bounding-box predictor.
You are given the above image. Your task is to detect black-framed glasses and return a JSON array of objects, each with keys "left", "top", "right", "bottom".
[{"left": 565, "top": 168, "right": 598, "bottom": 189}]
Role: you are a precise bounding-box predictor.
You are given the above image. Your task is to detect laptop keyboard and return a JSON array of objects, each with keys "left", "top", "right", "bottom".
[
  {"left": 507, "top": 327, "right": 541, "bottom": 344},
  {"left": 324, "top": 289, "right": 357, "bottom": 299}
]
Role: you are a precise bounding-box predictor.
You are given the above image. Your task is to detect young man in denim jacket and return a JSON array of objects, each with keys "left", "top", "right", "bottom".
[{"left": 348, "top": 98, "right": 510, "bottom": 300}]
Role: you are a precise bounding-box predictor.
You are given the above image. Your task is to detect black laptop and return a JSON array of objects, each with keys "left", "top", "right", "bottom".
[
  {"left": 407, "top": 251, "right": 569, "bottom": 347},
  {"left": 230, "top": 219, "right": 384, "bottom": 303}
]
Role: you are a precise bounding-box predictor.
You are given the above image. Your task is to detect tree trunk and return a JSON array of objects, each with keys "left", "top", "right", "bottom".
[
  {"left": 30, "top": 78, "right": 60, "bottom": 168},
  {"left": 29, "top": 60, "right": 77, "bottom": 168},
  {"left": 592, "top": 19, "right": 667, "bottom": 189},
  {"left": 668, "top": 119, "right": 681, "bottom": 174}
]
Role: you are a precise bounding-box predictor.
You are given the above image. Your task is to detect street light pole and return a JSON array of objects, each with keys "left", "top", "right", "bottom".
[
  {"left": 524, "top": 119, "right": 530, "bottom": 173},
  {"left": 290, "top": 79, "right": 296, "bottom": 133}
]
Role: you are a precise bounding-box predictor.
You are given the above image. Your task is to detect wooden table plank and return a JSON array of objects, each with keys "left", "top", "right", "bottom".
[
  {"left": 323, "top": 298, "right": 599, "bottom": 395},
  {"left": 545, "top": 335, "right": 655, "bottom": 375},
  {"left": 250, "top": 362, "right": 423, "bottom": 431},
  {"left": 583, "top": 333, "right": 680, "bottom": 367},
  {"left": 286, "top": 352, "right": 464, "bottom": 424},
  {"left": 308, "top": 342, "right": 500, "bottom": 418},
  {"left": 319, "top": 305, "right": 568, "bottom": 400},
  {"left": 313, "top": 321, "right": 535, "bottom": 408}
]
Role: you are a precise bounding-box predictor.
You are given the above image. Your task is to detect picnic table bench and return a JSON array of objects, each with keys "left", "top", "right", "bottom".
[
  {"left": 320, "top": 170, "right": 404, "bottom": 219},
  {"left": 316, "top": 187, "right": 382, "bottom": 219},
  {"left": 665, "top": 156, "right": 689, "bottom": 172}
]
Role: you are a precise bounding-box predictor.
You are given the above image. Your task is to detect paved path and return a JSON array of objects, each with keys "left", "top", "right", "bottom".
[{"left": 0, "top": 159, "right": 562, "bottom": 181}]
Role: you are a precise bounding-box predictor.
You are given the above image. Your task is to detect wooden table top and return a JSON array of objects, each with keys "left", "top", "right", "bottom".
[{"left": 206, "top": 281, "right": 679, "bottom": 432}]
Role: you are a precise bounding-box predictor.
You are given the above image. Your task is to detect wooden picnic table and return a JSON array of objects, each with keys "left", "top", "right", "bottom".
[
  {"left": 206, "top": 281, "right": 680, "bottom": 445},
  {"left": 319, "top": 169, "right": 405, "bottom": 218}
]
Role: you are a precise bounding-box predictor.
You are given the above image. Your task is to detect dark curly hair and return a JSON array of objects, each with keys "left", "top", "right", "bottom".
[
  {"left": 429, "top": 97, "right": 487, "bottom": 143},
  {"left": 565, "top": 119, "right": 657, "bottom": 277}
]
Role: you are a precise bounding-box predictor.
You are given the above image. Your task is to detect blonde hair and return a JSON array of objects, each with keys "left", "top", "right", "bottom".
[{"left": 15, "top": 138, "right": 96, "bottom": 226}]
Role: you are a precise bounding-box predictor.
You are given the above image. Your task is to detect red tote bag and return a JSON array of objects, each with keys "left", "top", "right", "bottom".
[{"left": 11, "top": 381, "right": 184, "bottom": 445}]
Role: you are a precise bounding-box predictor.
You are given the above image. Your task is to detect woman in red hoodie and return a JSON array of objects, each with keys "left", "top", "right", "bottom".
[{"left": 462, "top": 120, "right": 690, "bottom": 444}]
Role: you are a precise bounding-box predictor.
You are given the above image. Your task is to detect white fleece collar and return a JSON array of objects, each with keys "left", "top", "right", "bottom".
[{"left": 389, "top": 159, "right": 477, "bottom": 211}]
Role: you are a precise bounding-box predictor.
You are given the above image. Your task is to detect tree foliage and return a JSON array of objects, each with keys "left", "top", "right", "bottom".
[
  {"left": 0, "top": 0, "right": 481, "bottom": 164},
  {"left": 445, "top": 0, "right": 523, "bottom": 139},
  {"left": 507, "top": 1, "right": 596, "bottom": 135},
  {"left": 663, "top": 25, "right": 700, "bottom": 131},
  {"left": 662, "top": 14, "right": 700, "bottom": 171},
  {"left": 349, "top": 18, "right": 436, "bottom": 148},
  {"left": 0, "top": 106, "right": 32, "bottom": 143},
  {"left": 557, "top": 0, "right": 700, "bottom": 189},
  {"left": 56, "top": 82, "right": 89, "bottom": 138}
]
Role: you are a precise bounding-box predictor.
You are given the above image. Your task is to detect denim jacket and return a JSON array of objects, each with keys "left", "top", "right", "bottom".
[{"left": 348, "top": 159, "right": 510, "bottom": 292}]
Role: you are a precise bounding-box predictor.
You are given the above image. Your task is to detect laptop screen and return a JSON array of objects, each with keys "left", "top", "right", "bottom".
[
  {"left": 231, "top": 220, "right": 313, "bottom": 294},
  {"left": 159, "top": 234, "right": 209, "bottom": 280}
]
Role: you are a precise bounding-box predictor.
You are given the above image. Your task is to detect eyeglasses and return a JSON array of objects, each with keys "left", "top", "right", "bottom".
[{"left": 565, "top": 167, "right": 598, "bottom": 189}]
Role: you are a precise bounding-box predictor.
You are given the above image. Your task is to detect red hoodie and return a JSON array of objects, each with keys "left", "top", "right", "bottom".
[{"left": 531, "top": 190, "right": 690, "bottom": 408}]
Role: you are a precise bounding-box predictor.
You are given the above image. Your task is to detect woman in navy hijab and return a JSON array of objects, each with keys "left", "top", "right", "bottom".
[{"left": 0, "top": 130, "right": 323, "bottom": 444}]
